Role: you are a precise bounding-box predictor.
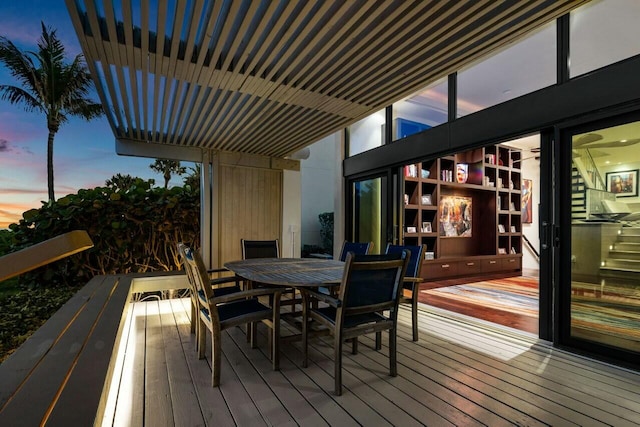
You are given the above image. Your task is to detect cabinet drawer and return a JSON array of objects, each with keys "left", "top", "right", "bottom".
[
  {"left": 502, "top": 257, "right": 521, "bottom": 271},
  {"left": 481, "top": 258, "right": 501, "bottom": 273},
  {"left": 424, "top": 261, "right": 459, "bottom": 279},
  {"left": 459, "top": 260, "right": 482, "bottom": 275}
]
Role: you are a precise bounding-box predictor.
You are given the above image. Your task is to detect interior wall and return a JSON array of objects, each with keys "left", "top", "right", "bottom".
[
  {"left": 300, "top": 133, "right": 339, "bottom": 249},
  {"left": 521, "top": 150, "right": 541, "bottom": 273}
]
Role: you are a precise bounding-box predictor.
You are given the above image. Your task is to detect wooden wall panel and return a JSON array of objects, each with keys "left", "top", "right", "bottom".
[{"left": 217, "top": 165, "right": 282, "bottom": 265}]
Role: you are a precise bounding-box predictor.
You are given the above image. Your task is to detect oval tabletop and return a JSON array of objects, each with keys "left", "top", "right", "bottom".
[{"left": 224, "top": 258, "right": 344, "bottom": 288}]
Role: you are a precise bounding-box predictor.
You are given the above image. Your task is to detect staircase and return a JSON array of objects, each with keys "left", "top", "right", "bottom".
[
  {"left": 600, "top": 227, "right": 640, "bottom": 280},
  {"left": 572, "top": 167, "right": 588, "bottom": 221}
]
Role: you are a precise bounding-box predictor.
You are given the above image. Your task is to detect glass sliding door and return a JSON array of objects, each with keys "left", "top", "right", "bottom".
[
  {"left": 351, "top": 174, "right": 392, "bottom": 253},
  {"left": 562, "top": 115, "right": 640, "bottom": 363}
]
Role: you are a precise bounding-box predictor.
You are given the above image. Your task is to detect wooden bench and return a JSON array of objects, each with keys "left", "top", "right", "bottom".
[{"left": 0, "top": 272, "right": 188, "bottom": 426}]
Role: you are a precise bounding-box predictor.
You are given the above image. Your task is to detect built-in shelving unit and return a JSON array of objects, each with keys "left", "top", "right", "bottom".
[{"left": 402, "top": 145, "right": 522, "bottom": 281}]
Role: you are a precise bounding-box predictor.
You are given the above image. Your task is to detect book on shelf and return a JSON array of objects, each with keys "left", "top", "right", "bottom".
[{"left": 404, "top": 164, "right": 418, "bottom": 178}]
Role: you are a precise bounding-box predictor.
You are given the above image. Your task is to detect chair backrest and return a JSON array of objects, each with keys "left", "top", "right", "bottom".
[
  {"left": 241, "top": 239, "right": 280, "bottom": 259},
  {"left": 338, "top": 252, "right": 409, "bottom": 313},
  {"left": 338, "top": 241, "right": 373, "bottom": 261},
  {"left": 183, "top": 246, "right": 221, "bottom": 324},
  {"left": 384, "top": 243, "right": 426, "bottom": 279},
  {"left": 177, "top": 242, "right": 197, "bottom": 292}
]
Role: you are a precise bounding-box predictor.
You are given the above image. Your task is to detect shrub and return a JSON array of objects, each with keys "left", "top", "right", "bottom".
[{"left": 8, "top": 178, "right": 200, "bottom": 288}]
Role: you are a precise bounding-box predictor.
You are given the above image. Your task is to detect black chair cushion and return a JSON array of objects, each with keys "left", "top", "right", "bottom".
[
  {"left": 313, "top": 306, "right": 387, "bottom": 328},
  {"left": 217, "top": 298, "right": 271, "bottom": 321}
]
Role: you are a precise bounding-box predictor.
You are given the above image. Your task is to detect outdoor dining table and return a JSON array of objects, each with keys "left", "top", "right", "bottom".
[
  {"left": 224, "top": 257, "right": 345, "bottom": 340},
  {"left": 224, "top": 257, "right": 345, "bottom": 289}
]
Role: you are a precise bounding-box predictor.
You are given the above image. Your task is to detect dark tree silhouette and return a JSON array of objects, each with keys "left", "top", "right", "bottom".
[{"left": 0, "top": 22, "right": 104, "bottom": 201}]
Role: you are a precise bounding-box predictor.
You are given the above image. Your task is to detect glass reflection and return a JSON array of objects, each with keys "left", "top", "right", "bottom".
[{"left": 570, "top": 120, "right": 640, "bottom": 353}]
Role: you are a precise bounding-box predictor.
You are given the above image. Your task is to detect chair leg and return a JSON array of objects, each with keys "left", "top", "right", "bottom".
[
  {"left": 389, "top": 327, "right": 397, "bottom": 377},
  {"left": 250, "top": 322, "right": 258, "bottom": 348},
  {"left": 272, "top": 294, "right": 281, "bottom": 371},
  {"left": 301, "top": 292, "right": 309, "bottom": 368},
  {"left": 412, "top": 292, "right": 419, "bottom": 342},
  {"left": 351, "top": 337, "right": 358, "bottom": 354},
  {"left": 197, "top": 318, "right": 207, "bottom": 360},
  {"left": 190, "top": 298, "right": 196, "bottom": 334},
  {"left": 375, "top": 331, "right": 382, "bottom": 350},
  {"left": 212, "top": 330, "right": 222, "bottom": 387},
  {"left": 334, "top": 333, "right": 343, "bottom": 396}
]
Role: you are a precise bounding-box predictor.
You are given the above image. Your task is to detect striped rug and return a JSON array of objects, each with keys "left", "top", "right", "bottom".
[
  {"left": 421, "top": 276, "right": 538, "bottom": 317},
  {"left": 420, "top": 276, "right": 640, "bottom": 349}
]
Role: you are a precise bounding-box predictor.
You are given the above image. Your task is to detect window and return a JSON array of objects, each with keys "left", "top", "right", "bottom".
[
  {"left": 392, "top": 78, "right": 447, "bottom": 141},
  {"left": 457, "top": 21, "right": 556, "bottom": 117},
  {"left": 348, "top": 109, "right": 386, "bottom": 157},
  {"left": 570, "top": 0, "right": 640, "bottom": 78}
]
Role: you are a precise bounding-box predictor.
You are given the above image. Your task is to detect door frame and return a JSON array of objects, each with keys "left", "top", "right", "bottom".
[
  {"left": 554, "top": 107, "right": 640, "bottom": 367},
  {"left": 346, "top": 168, "right": 397, "bottom": 252}
]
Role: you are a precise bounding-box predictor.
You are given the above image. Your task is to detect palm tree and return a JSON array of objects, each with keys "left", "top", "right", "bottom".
[
  {"left": 0, "top": 22, "right": 104, "bottom": 201},
  {"left": 150, "top": 159, "right": 187, "bottom": 189}
]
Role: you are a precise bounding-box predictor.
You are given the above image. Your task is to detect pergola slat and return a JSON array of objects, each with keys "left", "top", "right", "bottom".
[{"left": 66, "top": 0, "right": 588, "bottom": 157}]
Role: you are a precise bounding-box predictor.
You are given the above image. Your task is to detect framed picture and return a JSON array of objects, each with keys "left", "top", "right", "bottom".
[
  {"left": 498, "top": 247, "right": 507, "bottom": 255},
  {"left": 510, "top": 225, "right": 517, "bottom": 233},
  {"left": 425, "top": 251, "right": 435, "bottom": 260},
  {"left": 406, "top": 226, "right": 417, "bottom": 234},
  {"left": 522, "top": 179, "right": 533, "bottom": 223},
  {"left": 606, "top": 170, "right": 638, "bottom": 198},
  {"left": 421, "top": 194, "right": 432, "bottom": 205},
  {"left": 439, "top": 195, "right": 472, "bottom": 237},
  {"left": 498, "top": 224, "right": 506, "bottom": 233},
  {"left": 422, "top": 222, "right": 432, "bottom": 233}
]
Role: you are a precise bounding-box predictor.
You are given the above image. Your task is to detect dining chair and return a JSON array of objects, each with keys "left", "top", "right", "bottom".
[
  {"left": 384, "top": 243, "right": 426, "bottom": 342},
  {"left": 301, "top": 251, "right": 409, "bottom": 395},
  {"left": 241, "top": 238, "right": 298, "bottom": 313},
  {"left": 316, "top": 240, "right": 374, "bottom": 297},
  {"left": 183, "top": 245, "right": 282, "bottom": 387},
  {"left": 338, "top": 241, "right": 373, "bottom": 261},
  {"left": 241, "top": 238, "right": 280, "bottom": 259},
  {"left": 177, "top": 243, "right": 241, "bottom": 339}
]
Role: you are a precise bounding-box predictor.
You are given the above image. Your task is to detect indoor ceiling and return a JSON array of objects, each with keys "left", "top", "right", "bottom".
[{"left": 66, "top": 0, "right": 587, "bottom": 159}]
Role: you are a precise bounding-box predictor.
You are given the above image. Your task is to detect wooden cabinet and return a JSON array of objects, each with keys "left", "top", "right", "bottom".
[{"left": 402, "top": 145, "right": 523, "bottom": 281}]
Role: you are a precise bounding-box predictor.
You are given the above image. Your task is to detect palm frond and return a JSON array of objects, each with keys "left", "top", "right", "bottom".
[
  {"left": 0, "top": 38, "right": 43, "bottom": 97},
  {"left": 0, "top": 85, "right": 43, "bottom": 112}
]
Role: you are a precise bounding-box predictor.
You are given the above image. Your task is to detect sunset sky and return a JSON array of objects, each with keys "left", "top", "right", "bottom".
[{"left": 0, "top": 1, "right": 188, "bottom": 229}]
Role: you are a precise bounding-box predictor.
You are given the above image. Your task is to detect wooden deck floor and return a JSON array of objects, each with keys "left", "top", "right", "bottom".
[{"left": 102, "top": 298, "right": 640, "bottom": 426}]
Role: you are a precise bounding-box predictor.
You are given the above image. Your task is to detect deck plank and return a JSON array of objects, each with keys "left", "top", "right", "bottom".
[
  {"left": 170, "top": 298, "right": 236, "bottom": 427},
  {"left": 110, "top": 300, "right": 146, "bottom": 426},
  {"left": 159, "top": 300, "right": 203, "bottom": 427},
  {"left": 107, "top": 299, "right": 640, "bottom": 427},
  {"left": 0, "top": 275, "right": 105, "bottom": 409},
  {"left": 226, "top": 327, "right": 330, "bottom": 426},
  {"left": 0, "top": 275, "right": 118, "bottom": 426},
  {"left": 144, "top": 300, "right": 174, "bottom": 427},
  {"left": 404, "top": 309, "right": 640, "bottom": 426}
]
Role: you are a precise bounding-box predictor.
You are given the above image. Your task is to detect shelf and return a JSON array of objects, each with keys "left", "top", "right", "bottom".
[{"left": 402, "top": 144, "right": 522, "bottom": 281}]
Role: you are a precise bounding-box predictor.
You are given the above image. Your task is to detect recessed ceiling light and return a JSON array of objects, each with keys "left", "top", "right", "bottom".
[
  {"left": 605, "top": 161, "right": 610, "bottom": 164},
  {"left": 621, "top": 139, "right": 627, "bottom": 142}
]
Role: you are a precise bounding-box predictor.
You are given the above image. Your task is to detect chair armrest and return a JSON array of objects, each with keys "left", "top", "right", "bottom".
[
  {"left": 207, "top": 267, "right": 229, "bottom": 274},
  {"left": 404, "top": 277, "right": 423, "bottom": 283},
  {"left": 210, "top": 276, "right": 241, "bottom": 286},
  {"left": 211, "top": 287, "right": 282, "bottom": 304},
  {"left": 306, "top": 289, "right": 341, "bottom": 308}
]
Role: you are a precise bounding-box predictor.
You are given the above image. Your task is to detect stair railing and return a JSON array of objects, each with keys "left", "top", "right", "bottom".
[
  {"left": 522, "top": 234, "right": 539, "bottom": 262},
  {"left": 573, "top": 148, "right": 606, "bottom": 190}
]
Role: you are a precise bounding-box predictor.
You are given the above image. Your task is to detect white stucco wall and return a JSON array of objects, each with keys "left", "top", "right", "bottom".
[
  {"left": 521, "top": 154, "right": 540, "bottom": 273},
  {"left": 300, "top": 133, "right": 340, "bottom": 250}
]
